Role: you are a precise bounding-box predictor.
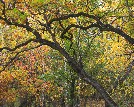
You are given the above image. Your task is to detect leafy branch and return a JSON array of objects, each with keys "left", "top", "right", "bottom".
[{"left": 0, "top": 39, "right": 38, "bottom": 52}]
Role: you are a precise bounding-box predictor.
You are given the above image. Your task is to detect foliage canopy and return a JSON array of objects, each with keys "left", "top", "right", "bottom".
[{"left": 0, "top": 0, "right": 134, "bottom": 107}]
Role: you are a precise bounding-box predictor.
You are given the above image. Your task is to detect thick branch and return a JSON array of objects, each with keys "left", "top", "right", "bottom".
[
  {"left": 28, "top": 37, "right": 118, "bottom": 107},
  {"left": 48, "top": 12, "right": 101, "bottom": 26},
  {"left": 48, "top": 43, "right": 118, "bottom": 107},
  {"left": 0, "top": 14, "right": 57, "bottom": 52},
  {"left": 0, "top": 16, "right": 42, "bottom": 40},
  {"left": 47, "top": 12, "right": 134, "bottom": 45},
  {"left": 103, "top": 24, "right": 134, "bottom": 44},
  {"left": 60, "top": 23, "right": 98, "bottom": 38}
]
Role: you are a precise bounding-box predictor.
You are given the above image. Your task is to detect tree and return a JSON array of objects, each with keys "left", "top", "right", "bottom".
[{"left": 0, "top": 0, "right": 134, "bottom": 107}]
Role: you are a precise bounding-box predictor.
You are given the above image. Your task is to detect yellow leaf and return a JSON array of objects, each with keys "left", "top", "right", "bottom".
[
  {"left": 69, "top": 18, "right": 77, "bottom": 24},
  {"left": 11, "top": 41, "right": 17, "bottom": 47}
]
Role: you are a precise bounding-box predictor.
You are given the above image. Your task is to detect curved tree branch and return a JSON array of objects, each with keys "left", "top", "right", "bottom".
[
  {"left": 47, "top": 12, "right": 134, "bottom": 45},
  {"left": 60, "top": 23, "right": 98, "bottom": 38},
  {"left": 0, "top": 16, "right": 42, "bottom": 40},
  {"left": 0, "top": 39, "right": 38, "bottom": 52},
  {"left": 47, "top": 12, "right": 101, "bottom": 25},
  {"left": 102, "top": 24, "right": 134, "bottom": 44}
]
